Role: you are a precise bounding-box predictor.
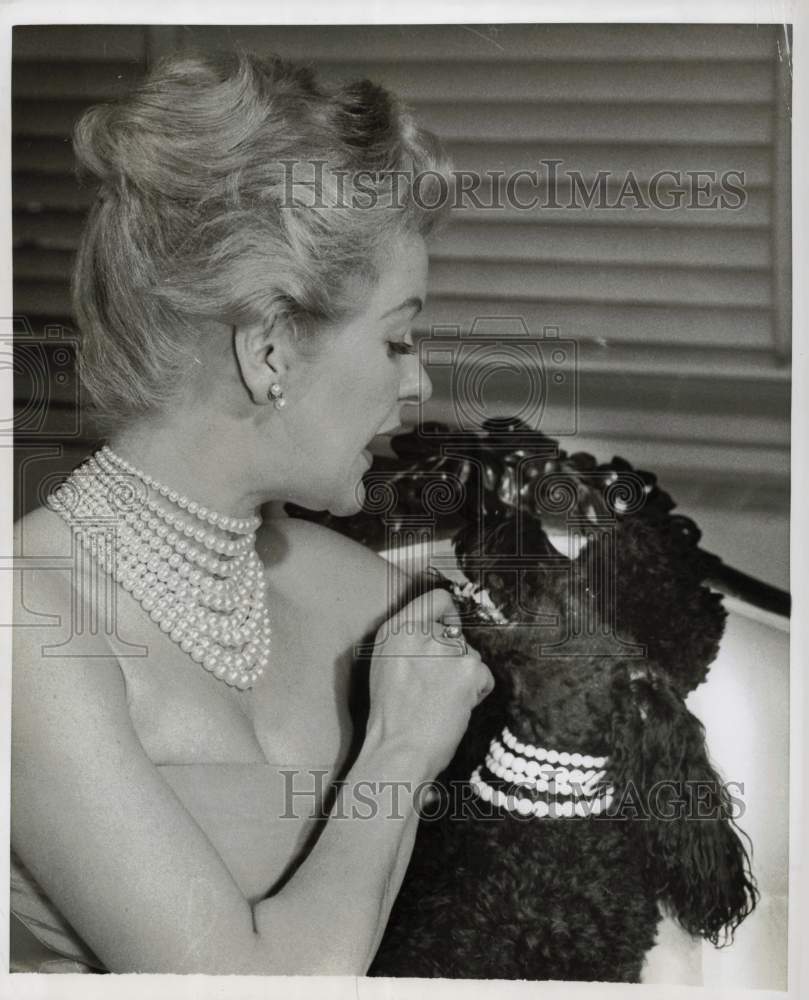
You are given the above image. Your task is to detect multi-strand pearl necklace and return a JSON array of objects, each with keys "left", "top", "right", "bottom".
[
  {"left": 47, "top": 445, "right": 269, "bottom": 691},
  {"left": 469, "top": 726, "right": 614, "bottom": 819}
]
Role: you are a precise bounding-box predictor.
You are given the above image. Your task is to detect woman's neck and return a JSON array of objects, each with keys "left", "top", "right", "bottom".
[{"left": 106, "top": 414, "right": 264, "bottom": 521}]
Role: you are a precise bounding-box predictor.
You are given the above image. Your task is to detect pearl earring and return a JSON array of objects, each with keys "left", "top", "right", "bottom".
[{"left": 268, "top": 383, "right": 286, "bottom": 410}]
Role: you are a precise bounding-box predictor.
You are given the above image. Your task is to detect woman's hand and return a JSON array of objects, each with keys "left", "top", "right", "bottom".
[{"left": 364, "top": 588, "right": 495, "bottom": 777}]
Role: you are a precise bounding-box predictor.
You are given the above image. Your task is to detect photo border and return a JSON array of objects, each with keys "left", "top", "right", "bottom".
[{"left": 0, "top": 2, "right": 802, "bottom": 999}]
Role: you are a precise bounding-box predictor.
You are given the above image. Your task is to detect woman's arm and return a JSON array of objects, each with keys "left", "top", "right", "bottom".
[
  {"left": 252, "top": 737, "right": 430, "bottom": 973},
  {"left": 11, "top": 569, "right": 433, "bottom": 975}
]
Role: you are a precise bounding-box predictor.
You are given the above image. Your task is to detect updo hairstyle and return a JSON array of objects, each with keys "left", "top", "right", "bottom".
[{"left": 71, "top": 49, "right": 452, "bottom": 423}]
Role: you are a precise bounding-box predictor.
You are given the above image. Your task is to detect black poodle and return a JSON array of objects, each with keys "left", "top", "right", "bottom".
[
  {"left": 289, "top": 419, "right": 760, "bottom": 981},
  {"left": 368, "top": 496, "right": 758, "bottom": 981}
]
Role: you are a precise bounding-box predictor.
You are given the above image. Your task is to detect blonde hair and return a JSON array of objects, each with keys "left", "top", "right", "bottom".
[{"left": 72, "top": 49, "right": 452, "bottom": 423}]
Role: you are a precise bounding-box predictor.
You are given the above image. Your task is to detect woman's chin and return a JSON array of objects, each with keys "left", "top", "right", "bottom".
[{"left": 326, "top": 475, "right": 367, "bottom": 518}]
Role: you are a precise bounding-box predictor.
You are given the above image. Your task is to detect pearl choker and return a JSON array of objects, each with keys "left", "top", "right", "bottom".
[
  {"left": 47, "top": 446, "right": 269, "bottom": 691},
  {"left": 469, "top": 726, "right": 613, "bottom": 819}
]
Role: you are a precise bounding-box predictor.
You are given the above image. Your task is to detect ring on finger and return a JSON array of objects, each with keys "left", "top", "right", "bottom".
[{"left": 442, "top": 623, "right": 463, "bottom": 640}]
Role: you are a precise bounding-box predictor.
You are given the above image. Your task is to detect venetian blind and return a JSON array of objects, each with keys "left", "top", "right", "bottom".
[{"left": 12, "top": 23, "right": 791, "bottom": 513}]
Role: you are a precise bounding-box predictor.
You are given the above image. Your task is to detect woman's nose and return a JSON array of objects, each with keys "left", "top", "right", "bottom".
[{"left": 399, "top": 352, "right": 433, "bottom": 407}]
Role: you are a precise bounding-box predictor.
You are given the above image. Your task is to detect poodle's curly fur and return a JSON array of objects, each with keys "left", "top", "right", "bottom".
[{"left": 369, "top": 511, "right": 758, "bottom": 981}]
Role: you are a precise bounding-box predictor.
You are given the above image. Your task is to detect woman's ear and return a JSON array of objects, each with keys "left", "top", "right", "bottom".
[{"left": 233, "top": 314, "right": 290, "bottom": 406}]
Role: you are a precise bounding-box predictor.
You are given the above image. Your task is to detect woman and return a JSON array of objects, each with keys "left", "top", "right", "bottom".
[{"left": 11, "top": 51, "right": 494, "bottom": 974}]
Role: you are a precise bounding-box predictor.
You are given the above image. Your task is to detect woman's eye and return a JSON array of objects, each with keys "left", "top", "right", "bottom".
[{"left": 387, "top": 340, "right": 417, "bottom": 356}]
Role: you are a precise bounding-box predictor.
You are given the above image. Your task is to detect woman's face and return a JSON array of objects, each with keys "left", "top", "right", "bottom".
[{"left": 282, "top": 233, "right": 431, "bottom": 516}]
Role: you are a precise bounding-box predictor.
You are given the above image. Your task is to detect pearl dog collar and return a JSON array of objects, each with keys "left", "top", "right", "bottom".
[{"left": 470, "top": 726, "right": 614, "bottom": 819}]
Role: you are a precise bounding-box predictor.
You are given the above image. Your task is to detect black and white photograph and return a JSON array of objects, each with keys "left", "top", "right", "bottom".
[{"left": 2, "top": 5, "right": 802, "bottom": 997}]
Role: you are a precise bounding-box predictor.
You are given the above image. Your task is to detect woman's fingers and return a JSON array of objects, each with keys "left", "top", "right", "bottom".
[
  {"left": 429, "top": 588, "right": 459, "bottom": 626},
  {"left": 438, "top": 604, "right": 464, "bottom": 628},
  {"left": 390, "top": 588, "right": 468, "bottom": 647},
  {"left": 393, "top": 588, "right": 453, "bottom": 628},
  {"left": 423, "top": 587, "right": 464, "bottom": 631},
  {"left": 436, "top": 607, "right": 466, "bottom": 651},
  {"left": 474, "top": 663, "right": 496, "bottom": 704},
  {"left": 367, "top": 587, "right": 497, "bottom": 775}
]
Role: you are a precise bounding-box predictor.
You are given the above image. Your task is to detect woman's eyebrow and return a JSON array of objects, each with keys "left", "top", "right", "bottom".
[{"left": 380, "top": 296, "right": 424, "bottom": 319}]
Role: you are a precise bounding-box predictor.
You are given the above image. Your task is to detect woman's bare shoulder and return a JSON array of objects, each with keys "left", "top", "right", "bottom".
[
  {"left": 13, "top": 505, "right": 77, "bottom": 621},
  {"left": 12, "top": 511, "right": 133, "bottom": 806},
  {"left": 15, "top": 503, "right": 74, "bottom": 555},
  {"left": 257, "top": 512, "right": 418, "bottom": 637}
]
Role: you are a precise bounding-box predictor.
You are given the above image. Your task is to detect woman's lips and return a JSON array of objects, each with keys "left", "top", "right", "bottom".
[
  {"left": 378, "top": 423, "right": 405, "bottom": 437},
  {"left": 362, "top": 419, "right": 403, "bottom": 465}
]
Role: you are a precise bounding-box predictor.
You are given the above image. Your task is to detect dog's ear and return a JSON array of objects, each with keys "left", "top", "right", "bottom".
[{"left": 609, "top": 670, "right": 758, "bottom": 946}]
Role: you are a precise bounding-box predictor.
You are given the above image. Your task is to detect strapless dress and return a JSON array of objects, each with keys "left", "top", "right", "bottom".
[{"left": 10, "top": 850, "right": 106, "bottom": 973}]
